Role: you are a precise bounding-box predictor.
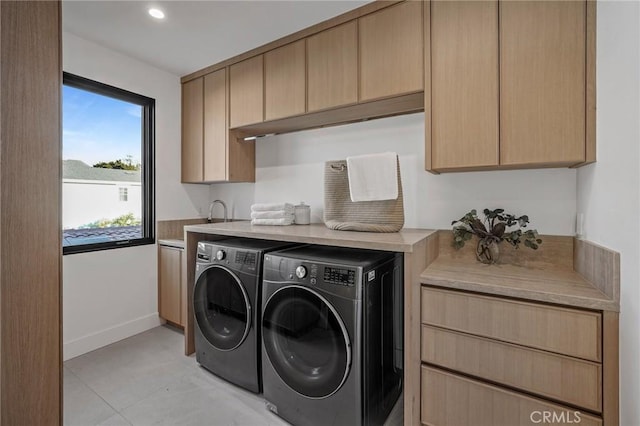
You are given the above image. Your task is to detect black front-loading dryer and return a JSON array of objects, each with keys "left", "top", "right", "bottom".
[
  {"left": 193, "top": 238, "right": 295, "bottom": 393},
  {"left": 261, "top": 245, "right": 404, "bottom": 426}
]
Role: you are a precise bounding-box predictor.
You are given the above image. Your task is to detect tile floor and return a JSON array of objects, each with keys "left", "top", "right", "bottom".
[{"left": 64, "top": 325, "right": 403, "bottom": 426}]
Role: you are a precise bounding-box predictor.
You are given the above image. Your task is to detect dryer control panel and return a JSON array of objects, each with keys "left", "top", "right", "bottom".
[
  {"left": 323, "top": 267, "right": 356, "bottom": 286},
  {"left": 264, "top": 255, "right": 363, "bottom": 300}
]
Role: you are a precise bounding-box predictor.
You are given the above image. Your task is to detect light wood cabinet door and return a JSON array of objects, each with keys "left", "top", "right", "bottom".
[
  {"left": 422, "top": 366, "right": 603, "bottom": 426},
  {"left": 181, "top": 77, "right": 203, "bottom": 183},
  {"left": 229, "top": 55, "right": 264, "bottom": 127},
  {"left": 159, "top": 246, "right": 182, "bottom": 326},
  {"left": 203, "top": 69, "right": 227, "bottom": 182},
  {"left": 265, "top": 40, "right": 306, "bottom": 121},
  {"left": 307, "top": 21, "right": 358, "bottom": 112},
  {"left": 500, "top": 0, "right": 586, "bottom": 166},
  {"left": 359, "top": 1, "right": 423, "bottom": 101},
  {"left": 430, "top": 0, "right": 499, "bottom": 170}
]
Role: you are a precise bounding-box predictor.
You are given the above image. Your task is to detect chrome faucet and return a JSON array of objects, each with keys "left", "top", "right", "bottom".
[{"left": 207, "top": 200, "right": 228, "bottom": 223}]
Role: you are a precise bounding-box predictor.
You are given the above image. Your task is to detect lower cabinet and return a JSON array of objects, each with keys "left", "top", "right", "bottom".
[
  {"left": 158, "top": 245, "right": 184, "bottom": 327},
  {"left": 421, "top": 287, "right": 609, "bottom": 426}
]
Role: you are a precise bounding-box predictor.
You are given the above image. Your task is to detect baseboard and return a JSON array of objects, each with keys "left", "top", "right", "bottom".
[{"left": 63, "top": 313, "right": 163, "bottom": 361}]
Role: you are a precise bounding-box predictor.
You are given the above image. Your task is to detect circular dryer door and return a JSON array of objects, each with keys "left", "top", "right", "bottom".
[
  {"left": 262, "top": 285, "right": 351, "bottom": 399},
  {"left": 194, "top": 265, "right": 251, "bottom": 351}
]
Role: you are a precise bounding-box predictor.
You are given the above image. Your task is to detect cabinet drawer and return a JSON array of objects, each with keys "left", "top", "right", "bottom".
[
  {"left": 421, "top": 366, "right": 602, "bottom": 426},
  {"left": 421, "top": 325, "right": 601, "bottom": 412},
  {"left": 421, "top": 287, "right": 601, "bottom": 361}
]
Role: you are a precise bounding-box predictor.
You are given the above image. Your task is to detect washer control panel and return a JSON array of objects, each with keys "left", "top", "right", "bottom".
[{"left": 196, "top": 243, "right": 258, "bottom": 272}]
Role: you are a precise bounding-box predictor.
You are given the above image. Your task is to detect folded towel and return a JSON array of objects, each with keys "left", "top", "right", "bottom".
[
  {"left": 251, "top": 217, "right": 294, "bottom": 226},
  {"left": 251, "top": 203, "right": 294, "bottom": 213},
  {"left": 346, "top": 152, "right": 398, "bottom": 202},
  {"left": 250, "top": 211, "right": 295, "bottom": 220}
]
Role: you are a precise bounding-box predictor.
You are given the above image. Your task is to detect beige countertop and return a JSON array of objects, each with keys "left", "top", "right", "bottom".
[
  {"left": 421, "top": 257, "right": 617, "bottom": 311},
  {"left": 420, "top": 232, "right": 620, "bottom": 312},
  {"left": 184, "top": 222, "right": 436, "bottom": 252}
]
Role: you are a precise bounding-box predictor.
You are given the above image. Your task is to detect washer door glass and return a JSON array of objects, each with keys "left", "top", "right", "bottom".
[
  {"left": 194, "top": 265, "right": 250, "bottom": 351},
  {"left": 262, "top": 285, "right": 350, "bottom": 399}
]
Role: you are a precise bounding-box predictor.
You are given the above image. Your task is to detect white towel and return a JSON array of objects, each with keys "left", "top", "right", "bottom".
[
  {"left": 251, "top": 203, "right": 294, "bottom": 213},
  {"left": 250, "top": 211, "right": 295, "bottom": 220},
  {"left": 346, "top": 152, "right": 398, "bottom": 202},
  {"left": 251, "top": 217, "right": 294, "bottom": 226}
]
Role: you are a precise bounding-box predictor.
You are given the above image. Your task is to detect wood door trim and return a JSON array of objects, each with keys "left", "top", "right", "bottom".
[
  {"left": 602, "top": 311, "right": 619, "bottom": 426},
  {"left": 424, "top": 0, "right": 433, "bottom": 172},
  {"left": 1, "top": 2, "right": 62, "bottom": 423}
]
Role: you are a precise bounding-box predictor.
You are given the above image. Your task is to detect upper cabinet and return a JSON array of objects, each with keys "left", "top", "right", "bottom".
[
  {"left": 181, "top": 0, "right": 596, "bottom": 180},
  {"left": 307, "top": 21, "right": 358, "bottom": 112},
  {"left": 229, "top": 55, "right": 264, "bottom": 128},
  {"left": 181, "top": 69, "right": 255, "bottom": 183},
  {"left": 426, "top": 0, "right": 594, "bottom": 173},
  {"left": 430, "top": 0, "right": 499, "bottom": 170},
  {"left": 181, "top": 77, "right": 204, "bottom": 183},
  {"left": 359, "top": 1, "right": 424, "bottom": 102},
  {"left": 203, "top": 69, "right": 227, "bottom": 182},
  {"left": 500, "top": 0, "right": 586, "bottom": 166},
  {"left": 265, "top": 40, "right": 306, "bottom": 121}
]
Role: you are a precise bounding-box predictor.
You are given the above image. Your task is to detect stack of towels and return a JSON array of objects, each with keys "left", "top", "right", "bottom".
[{"left": 250, "top": 203, "right": 295, "bottom": 226}]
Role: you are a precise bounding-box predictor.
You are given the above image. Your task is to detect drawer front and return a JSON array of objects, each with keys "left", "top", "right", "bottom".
[
  {"left": 421, "top": 325, "right": 602, "bottom": 412},
  {"left": 421, "top": 287, "right": 602, "bottom": 361},
  {"left": 421, "top": 366, "right": 603, "bottom": 426}
]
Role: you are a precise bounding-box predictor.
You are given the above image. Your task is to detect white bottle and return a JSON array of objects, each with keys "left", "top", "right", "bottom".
[{"left": 294, "top": 202, "right": 311, "bottom": 225}]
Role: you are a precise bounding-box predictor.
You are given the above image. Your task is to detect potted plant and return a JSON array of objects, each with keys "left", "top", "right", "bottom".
[{"left": 451, "top": 208, "right": 542, "bottom": 264}]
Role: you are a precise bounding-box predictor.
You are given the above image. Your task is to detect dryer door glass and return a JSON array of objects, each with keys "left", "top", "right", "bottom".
[
  {"left": 194, "top": 265, "right": 250, "bottom": 351},
  {"left": 262, "top": 285, "right": 350, "bottom": 399}
]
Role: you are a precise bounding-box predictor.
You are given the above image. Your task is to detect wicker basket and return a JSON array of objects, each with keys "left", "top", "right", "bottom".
[{"left": 323, "top": 158, "right": 404, "bottom": 233}]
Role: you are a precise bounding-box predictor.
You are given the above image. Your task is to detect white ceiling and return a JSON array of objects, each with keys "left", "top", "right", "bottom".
[{"left": 62, "top": 0, "right": 370, "bottom": 77}]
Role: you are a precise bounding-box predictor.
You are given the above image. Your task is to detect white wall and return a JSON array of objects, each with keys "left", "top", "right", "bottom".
[
  {"left": 576, "top": 2, "right": 640, "bottom": 423},
  {"left": 211, "top": 113, "right": 577, "bottom": 235},
  {"left": 62, "top": 246, "right": 159, "bottom": 359},
  {"left": 63, "top": 180, "right": 141, "bottom": 229},
  {"left": 63, "top": 32, "right": 210, "bottom": 360}
]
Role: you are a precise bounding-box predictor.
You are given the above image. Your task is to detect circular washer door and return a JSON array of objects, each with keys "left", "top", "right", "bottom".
[
  {"left": 262, "top": 285, "right": 351, "bottom": 399},
  {"left": 194, "top": 265, "right": 251, "bottom": 351}
]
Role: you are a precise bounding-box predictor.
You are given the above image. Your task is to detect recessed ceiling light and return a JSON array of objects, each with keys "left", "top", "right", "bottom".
[{"left": 148, "top": 8, "right": 165, "bottom": 20}]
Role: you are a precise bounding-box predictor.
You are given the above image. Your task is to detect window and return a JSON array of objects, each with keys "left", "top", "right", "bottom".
[
  {"left": 62, "top": 72, "right": 155, "bottom": 254},
  {"left": 119, "top": 187, "right": 128, "bottom": 202}
]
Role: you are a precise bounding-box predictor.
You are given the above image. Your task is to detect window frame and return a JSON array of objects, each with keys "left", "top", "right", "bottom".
[{"left": 62, "top": 72, "right": 155, "bottom": 255}]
